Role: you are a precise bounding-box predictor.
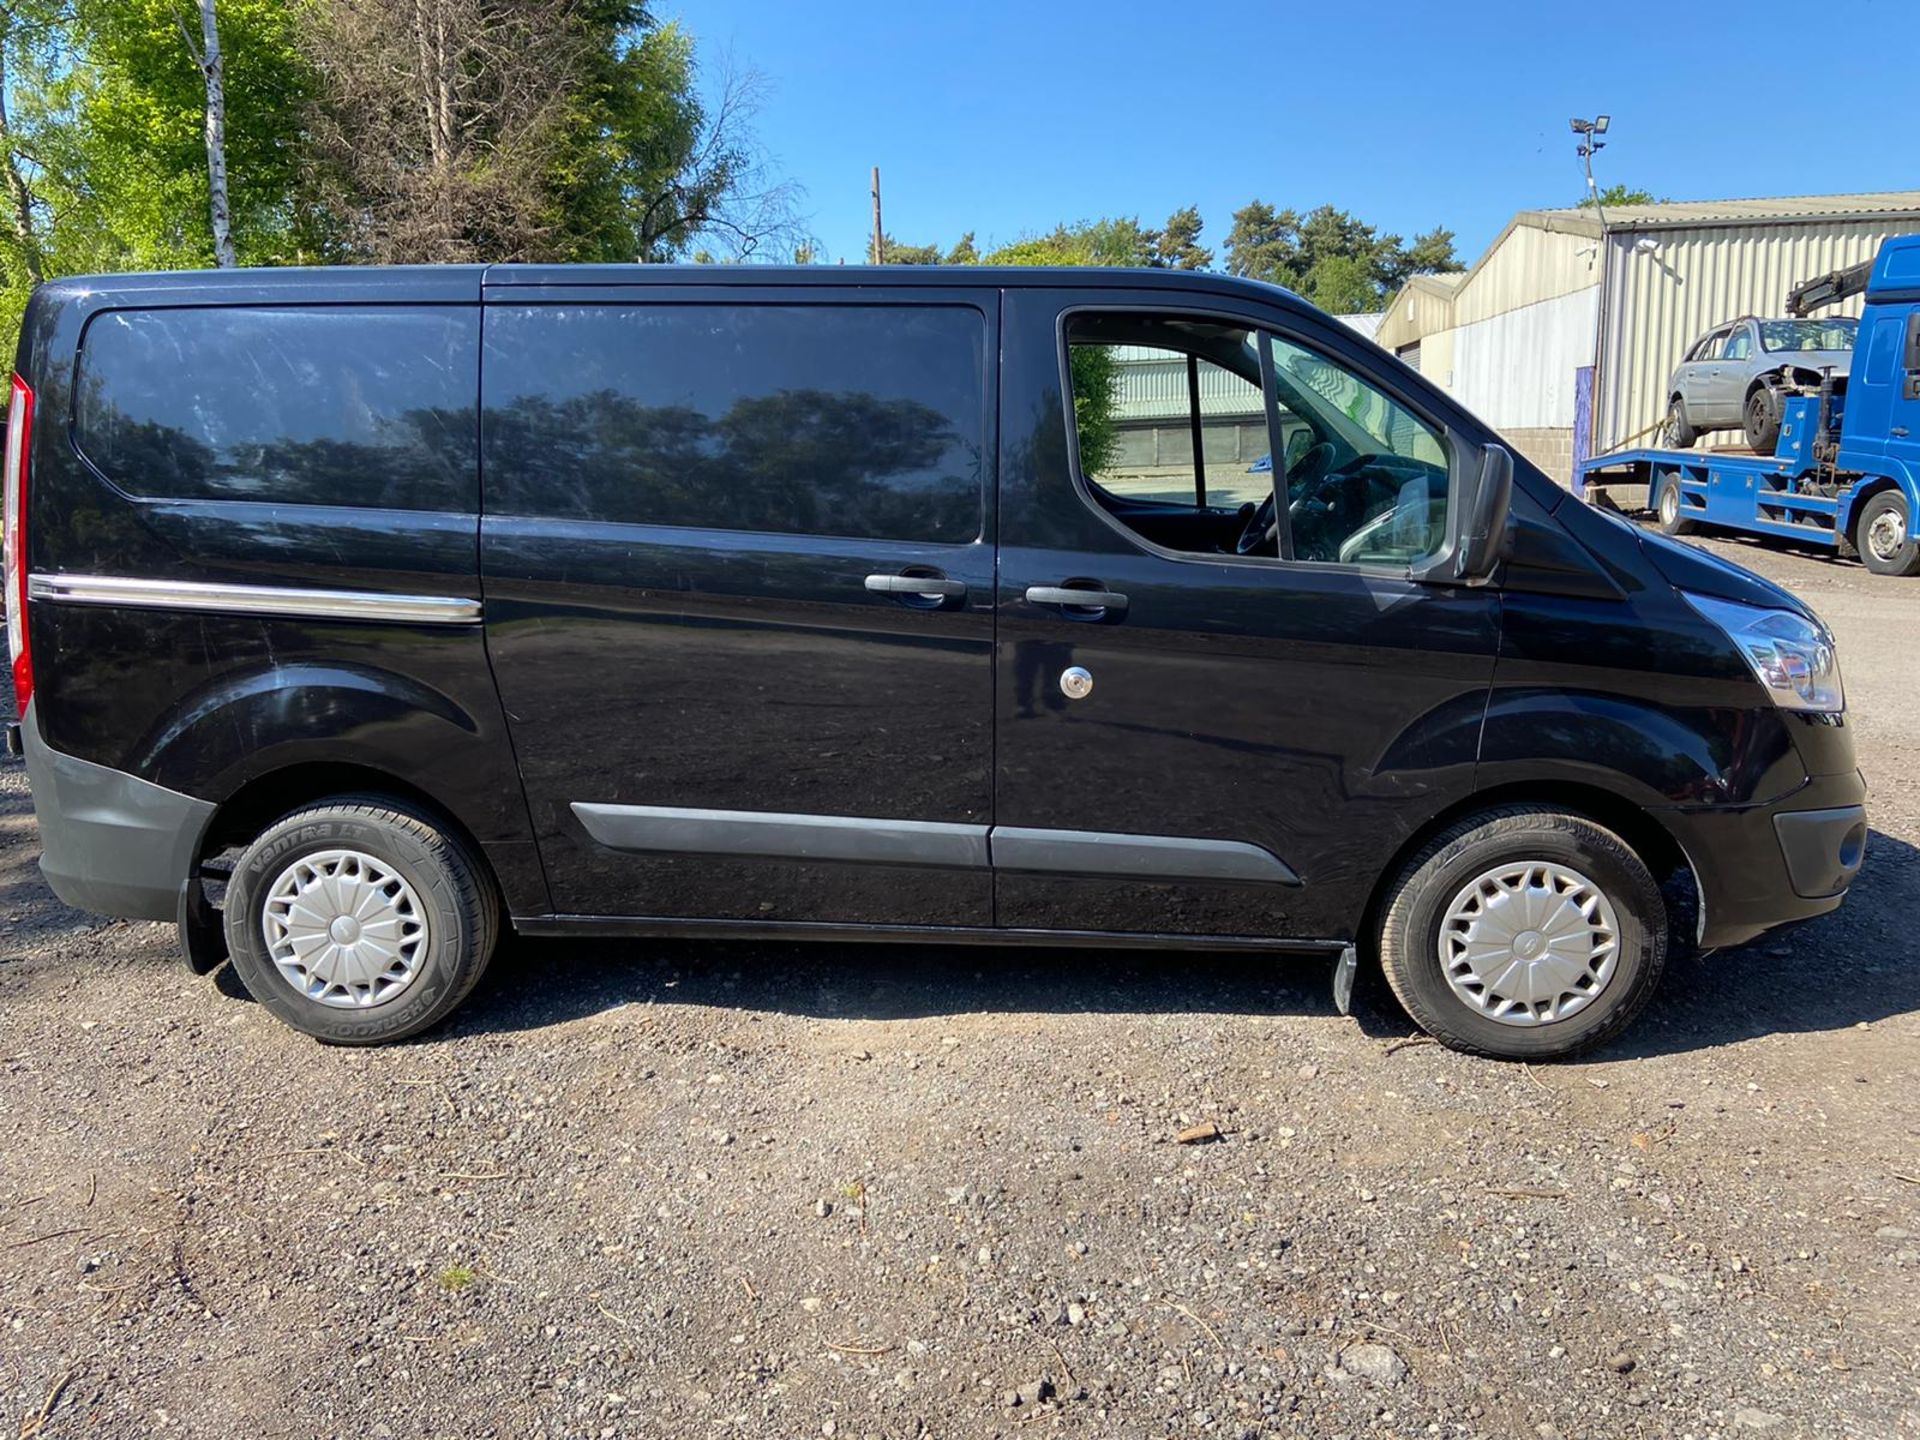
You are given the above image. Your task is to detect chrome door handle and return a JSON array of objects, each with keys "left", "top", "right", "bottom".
[
  {"left": 864, "top": 573, "right": 966, "bottom": 600},
  {"left": 1025, "top": 584, "right": 1129, "bottom": 614}
]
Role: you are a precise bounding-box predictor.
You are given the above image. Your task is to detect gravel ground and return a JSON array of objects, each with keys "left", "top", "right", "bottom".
[{"left": 2, "top": 526, "right": 1917, "bottom": 1440}]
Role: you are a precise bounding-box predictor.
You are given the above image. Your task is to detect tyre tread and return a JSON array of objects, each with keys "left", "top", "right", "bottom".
[
  {"left": 1375, "top": 805, "right": 1668, "bottom": 1061},
  {"left": 223, "top": 794, "right": 500, "bottom": 1045}
]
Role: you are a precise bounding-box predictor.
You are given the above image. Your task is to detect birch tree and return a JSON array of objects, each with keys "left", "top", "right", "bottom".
[{"left": 188, "top": 0, "right": 235, "bottom": 267}]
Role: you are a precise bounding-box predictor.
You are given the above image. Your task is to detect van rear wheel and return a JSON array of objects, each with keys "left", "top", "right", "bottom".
[
  {"left": 1375, "top": 807, "right": 1668, "bottom": 1060},
  {"left": 223, "top": 797, "right": 499, "bottom": 1045}
]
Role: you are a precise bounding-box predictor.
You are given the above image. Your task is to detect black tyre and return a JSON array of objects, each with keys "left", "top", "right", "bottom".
[
  {"left": 1662, "top": 396, "right": 1697, "bottom": 448},
  {"left": 1375, "top": 807, "right": 1668, "bottom": 1061},
  {"left": 1742, "top": 386, "right": 1781, "bottom": 454},
  {"left": 1855, "top": 489, "right": 1920, "bottom": 578},
  {"left": 223, "top": 796, "right": 500, "bottom": 1045},
  {"left": 1655, "top": 475, "right": 1697, "bottom": 536}
]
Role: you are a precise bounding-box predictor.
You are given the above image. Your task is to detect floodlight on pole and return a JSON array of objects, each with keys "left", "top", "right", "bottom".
[
  {"left": 1571, "top": 113, "right": 1611, "bottom": 226},
  {"left": 1570, "top": 113, "right": 1618, "bottom": 464}
]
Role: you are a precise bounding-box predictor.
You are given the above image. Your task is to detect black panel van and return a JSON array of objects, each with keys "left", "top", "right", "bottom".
[{"left": 2, "top": 265, "right": 1868, "bottom": 1058}]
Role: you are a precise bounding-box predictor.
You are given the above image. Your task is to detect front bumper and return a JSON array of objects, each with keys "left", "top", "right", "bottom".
[
  {"left": 1661, "top": 769, "right": 1868, "bottom": 949},
  {"left": 18, "top": 702, "right": 216, "bottom": 922}
]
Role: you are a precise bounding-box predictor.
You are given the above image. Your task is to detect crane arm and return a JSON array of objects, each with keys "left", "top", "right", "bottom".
[{"left": 1786, "top": 260, "right": 1873, "bottom": 317}]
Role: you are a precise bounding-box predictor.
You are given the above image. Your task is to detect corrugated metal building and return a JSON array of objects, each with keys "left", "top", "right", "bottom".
[
  {"left": 1374, "top": 191, "right": 1920, "bottom": 483},
  {"left": 1104, "top": 312, "right": 1413, "bottom": 487}
]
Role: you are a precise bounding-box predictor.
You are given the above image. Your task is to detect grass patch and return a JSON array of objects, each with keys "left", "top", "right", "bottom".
[{"left": 437, "top": 1263, "right": 478, "bottom": 1292}]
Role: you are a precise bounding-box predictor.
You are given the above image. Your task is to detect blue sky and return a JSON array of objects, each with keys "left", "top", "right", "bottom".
[{"left": 670, "top": 0, "right": 1919, "bottom": 268}]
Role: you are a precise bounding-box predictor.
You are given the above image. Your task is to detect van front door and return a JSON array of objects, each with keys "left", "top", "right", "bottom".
[
  {"left": 480, "top": 286, "right": 998, "bottom": 927},
  {"left": 991, "top": 291, "right": 1499, "bottom": 941}
]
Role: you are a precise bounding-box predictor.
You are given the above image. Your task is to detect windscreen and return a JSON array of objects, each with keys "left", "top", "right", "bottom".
[{"left": 1759, "top": 318, "right": 1857, "bottom": 353}]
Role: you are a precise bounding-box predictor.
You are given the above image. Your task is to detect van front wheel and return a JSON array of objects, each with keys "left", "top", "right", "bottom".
[
  {"left": 223, "top": 797, "right": 499, "bottom": 1045},
  {"left": 1375, "top": 808, "right": 1668, "bottom": 1060}
]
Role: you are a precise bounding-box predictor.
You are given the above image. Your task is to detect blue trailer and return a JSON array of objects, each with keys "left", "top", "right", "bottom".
[{"left": 1577, "top": 233, "right": 1920, "bottom": 577}]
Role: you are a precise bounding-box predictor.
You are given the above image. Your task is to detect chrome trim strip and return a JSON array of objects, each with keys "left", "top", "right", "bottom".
[
  {"left": 571, "top": 802, "right": 990, "bottom": 870},
  {"left": 27, "top": 573, "right": 481, "bottom": 625}
]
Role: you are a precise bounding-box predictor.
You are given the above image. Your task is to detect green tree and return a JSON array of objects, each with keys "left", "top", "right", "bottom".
[
  {"left": 1398, "top": 225, "right": 1463, "bottom": 277},
  {"left": 1227, "top": 200, "right": 1463, "bottom": 312},
  {"left": 979, "top": 220, "right": 1146, "bottom": 471},
  {"left": 984, "top": 216, "right": 1158, "bottom": 267},
  {"left": 878, "top": 233, "right": 943, "bottom": 264},
  {"left": 2, "top": 0, "right": 309, "bottom": 366},
  {"left": 1065, "top": 342, "right": 1121, "bottom": 475},
  {"left": 0, "top": 0, "right": 60, "bottom": 292},
  {"left": 1223, "top": 200, "right": 1303, "bottom": 287},
  {"left": 1295, "top": 204, "right": 1387, "bottom": 278},
  {"left": 70, "top": 0, "right": 312, "bottom": 267},
  {"left": 298, "top": 0, "right": 803, "bottom": 264},
  {"left": 943, "top": 231, "right": 978, "bottom": 265},
  {"left": 1585, "top": 184, "right": 1658, "bottom": 208},
  {"left": 1151, "top": 205, "right": 1211, "bottom": 270},
  {"left": 1302, "top": 254, "right": 1378, "bottom": 315},
  {"left": 546, "top": 7, "right": 803, "bottom": 262}
]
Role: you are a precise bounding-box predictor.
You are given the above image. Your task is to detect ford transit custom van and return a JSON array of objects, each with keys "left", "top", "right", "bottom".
[{"left": 3, "top": 264, "right": 1867, "bottom": 1058}]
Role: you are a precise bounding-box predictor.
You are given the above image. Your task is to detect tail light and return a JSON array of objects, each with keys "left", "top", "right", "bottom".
[{"left": 4, "top": 373, "right": 33, "bottom": 718}]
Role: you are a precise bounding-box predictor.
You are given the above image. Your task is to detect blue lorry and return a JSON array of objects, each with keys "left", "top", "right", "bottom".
[{"left": 1578, "top": 233, "right": 1920, "bottom": 577}]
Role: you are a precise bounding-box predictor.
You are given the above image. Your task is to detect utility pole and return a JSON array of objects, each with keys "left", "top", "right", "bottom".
[
  {"left": 870, "top": 167, "right": 883, "bottom": 265},
  {"left": 1571, "top": 114, "right": 1613, "bottom": 464}
]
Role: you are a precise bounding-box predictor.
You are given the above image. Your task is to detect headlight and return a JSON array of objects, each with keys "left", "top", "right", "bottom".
[{"left": 1684, "top": 592, "right": 1844, "bottom": 713}]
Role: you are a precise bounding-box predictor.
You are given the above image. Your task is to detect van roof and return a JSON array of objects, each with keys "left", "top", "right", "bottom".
[
  {"left": 35, "top": 262, "right": 1315, "bottom": 313},
  {"left": 482, "top": 262, "right": 1302, "bottom": 298}
]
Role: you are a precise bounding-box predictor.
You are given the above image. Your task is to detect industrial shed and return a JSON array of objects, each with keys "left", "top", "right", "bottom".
[{"left": 1373, "top": 191, "right": 1920, "bottom": 484}]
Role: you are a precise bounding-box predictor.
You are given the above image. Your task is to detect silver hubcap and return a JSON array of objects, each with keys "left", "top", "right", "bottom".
[
  {"left": 1867, "top": 508, "right": 1906, "bottom": 561},
  {"left": 1660, "top": 485, "right": 1678, "bottom": 525},
  {"left": 262, "top": 849, "right": 429, "bottom": 1009},
  {"left": 1439, "top": 861, "right": 1621, "bottom": 1027}
]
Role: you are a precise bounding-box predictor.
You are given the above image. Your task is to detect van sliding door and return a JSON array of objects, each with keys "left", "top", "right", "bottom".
[{"left": 478, "top": 283, "right": 999, "bottom": 927}]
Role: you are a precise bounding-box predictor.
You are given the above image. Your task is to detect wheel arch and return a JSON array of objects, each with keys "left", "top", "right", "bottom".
[
  {"left": 137, "top": 660, "right": 548, "bottom": 915},
  {"left": 1359, "top": 781, "right": 1697, "bottom": 955},
  {"left": 195, "top": 761, "right": 525, "bottom": 913},
  {"left": 1837, "top": 475, "right": 1904, "bottom": 544}
]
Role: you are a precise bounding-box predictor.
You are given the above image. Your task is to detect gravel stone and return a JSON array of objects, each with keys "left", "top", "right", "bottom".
[
  {"left": 0, "top": 532, "right": 1914, "bottom": 1438},
  {"left": 1338, "top": 1342, "right": 1407, "bottom": 1385}
]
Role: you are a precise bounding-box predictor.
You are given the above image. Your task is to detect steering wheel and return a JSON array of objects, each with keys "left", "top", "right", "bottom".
[{"left": 1235, "top": 441, "right": 1337, "bottom": 556}]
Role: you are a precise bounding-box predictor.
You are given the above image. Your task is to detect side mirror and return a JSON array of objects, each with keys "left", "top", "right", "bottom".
[{"left": 1454, "top": 443, "right": 1513, "bottom": 583}]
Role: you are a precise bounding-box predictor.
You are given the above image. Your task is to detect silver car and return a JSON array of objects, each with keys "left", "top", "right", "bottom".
[{"left": 1662, "top": 315, "right": 1857, "bottom": 453}]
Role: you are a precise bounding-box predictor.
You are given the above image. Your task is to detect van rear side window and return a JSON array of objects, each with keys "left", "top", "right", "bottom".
[
  {"left": 73, "top": 306, "right": 479, "bottom": 510},
  {"left": 483, "top": 304, "right": 987, "bottom": 544}
]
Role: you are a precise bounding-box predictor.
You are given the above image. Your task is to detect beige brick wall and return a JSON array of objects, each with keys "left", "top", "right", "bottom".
[{"left": 1502, "top": 426, "right": 1576, "bottom": 487}]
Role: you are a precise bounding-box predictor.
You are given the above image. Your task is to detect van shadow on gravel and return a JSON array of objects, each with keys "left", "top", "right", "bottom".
[
  {"left": 461, "top": 938, "right": 1348, "bottom": 1036},
  {"left": 431, "top": 828, "right": 1919, "bottom": 1061}
]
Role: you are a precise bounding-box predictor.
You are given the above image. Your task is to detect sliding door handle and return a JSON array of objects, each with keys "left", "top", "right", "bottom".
[
  {"left": 864, "top": 572, "right": 967, "bottom": 602},
  {"left": 1025, "top": 584, "right": 1129, "bottom": 615}
]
